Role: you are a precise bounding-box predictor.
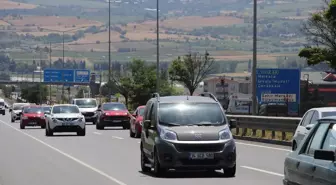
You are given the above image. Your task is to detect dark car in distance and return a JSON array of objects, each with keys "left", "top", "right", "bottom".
[
  {"left": 140, "top": 93, "right": 237, "bottom": 177},
  {"left": 96, "top": 102, "right": 130, "bottom": 130}
]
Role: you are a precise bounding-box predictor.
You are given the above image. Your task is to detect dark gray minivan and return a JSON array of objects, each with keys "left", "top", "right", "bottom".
[{"left": 140, "top": 93, "right": 237, "bottom": 177}]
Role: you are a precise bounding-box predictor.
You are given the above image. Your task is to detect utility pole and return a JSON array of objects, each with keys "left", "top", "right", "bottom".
[
  {"left": 108, "top": 0, "right": 112, "bottom": 101},
  {"left": 156, "top": 0, "right": 160, "bottom": 93},
  {"left": 251, "top": 0, "right": 258, "bottom": 115},
  {"left": 49, "top": 42, "right": 52, "bottom": 104},
  {"left": 39, "top": 49, "right": 42, "bottom": 104},
  {"left": 62, "top": 32, "right": 65, "bottom": 103}
]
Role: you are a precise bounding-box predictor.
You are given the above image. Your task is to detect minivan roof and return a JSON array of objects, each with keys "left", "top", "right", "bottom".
[{"left": 153, "top": 96, "right": 217, "bottom": 103}]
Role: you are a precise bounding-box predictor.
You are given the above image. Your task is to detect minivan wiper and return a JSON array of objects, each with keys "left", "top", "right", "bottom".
[
  {"left": 159, "top": 121, "right": 180, "bottom": 127},
  {"left": 196, "top": 121, "right": 222, "bottom": 126}
]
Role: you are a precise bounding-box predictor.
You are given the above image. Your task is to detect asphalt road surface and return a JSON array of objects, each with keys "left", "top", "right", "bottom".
[{"left": 0, "top": 111, "right": 290, "bottom": 185}]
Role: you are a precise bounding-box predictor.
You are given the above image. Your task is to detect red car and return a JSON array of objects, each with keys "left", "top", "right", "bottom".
[
  {"left": 129, "top": 105, "right": 145, "bottom": 138},
  {"left": 20, "top": 105, "right": 46, "bottom": 129},
  {"left": 96, "top": 102, "right": 130, "bottom": 130}
]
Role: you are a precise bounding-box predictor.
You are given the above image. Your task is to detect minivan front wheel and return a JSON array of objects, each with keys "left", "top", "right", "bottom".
[
  {"left": 223, "top": 164, "right": 236, "bottom": 177},
  {"left": 141, "top": 148, "right": 151, "bottom": 173},
  {"left": 153, "top": 150, "right": 166, "bottom": 177}
]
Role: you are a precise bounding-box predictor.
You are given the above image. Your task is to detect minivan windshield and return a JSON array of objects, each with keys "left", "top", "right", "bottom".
[
  {"left": 75, "top": 99, "right": 97, "bottom": 108},
  {"left": 158, "top": 103, "right": 225, "bottom": 126},
  {"left": 102, "top": 103, "right": 127, "bottom": 111},
  {"left": 52, "top": 106, "right": 80, "bottom": 114}
]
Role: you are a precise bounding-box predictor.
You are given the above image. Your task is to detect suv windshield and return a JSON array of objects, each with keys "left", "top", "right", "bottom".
[
  {"left": 75, "top": 99, "right": 97, "bottom": 108},
  {"left": 102, "top": 103, "right": 127, "bottom": 111},
  {"left": 24, "top": 107, "right": 43, "bottom": 113},
  {"left": 159, "top": 103, "right": 225, "bottom": 126},
  {"left": 13, "top": 104, "right": 28, "bottom": 110},
  {"left": 42, "top": 106, "right": 51, "bottom": 112},
  {"left": 322, "top": 111, "right": 336, "bottom": 117},
  {"left": 52, "top": 106, "right": 80, "bottom": 114}
]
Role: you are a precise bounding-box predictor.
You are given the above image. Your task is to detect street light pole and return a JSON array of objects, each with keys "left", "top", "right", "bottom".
[
  {"left": 49, "top": 42, "right": 52, "bottom": 103},
  {"left": 156, "top": 0, "right": 160, "bottom": 93},
  {"left": 62, "top": 32, "right": 65, "bottom": 103},
  {"left": 251, "top": 0, "right": 258, "bottom": 115},
  {"left": 108, "top": 0, "right": 112, "bottom": 101}
]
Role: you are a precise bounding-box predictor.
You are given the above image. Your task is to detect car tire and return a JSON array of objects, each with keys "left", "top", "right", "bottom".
[
  {"left": 141, "top": 146, "right": 151, "bottom": 173},
  {"left": 96, "top": 123, "right": 104, "bottom": 130},
  {"left": 11, "top": 118, "right": 14, "bottom": 123},
  {"left": 41, "top": 125, "right": 46, "bottom": 129},
  {"left": 223, "top": 164, "right": 236, "bottom": 177},
  {"left": 292, "top": 141, "right": 297, "bottom": 151},
  {"left": 130, "top": 128, "right": 135, "bottom": 138},
  {"left": 92, "top": 119, "right": 97, "bottom": 125},
  {"left": 20, "top": 124, "right": 25, "bottom": 129},
  {"left": 77, "top": 128, "right": 86, "bottom": 136},
  {"left": 153, "top": 150, "right": 166, "bottom": 177},
  {"left": 46, "top": 128, "right": 53, "bottom": 136}
]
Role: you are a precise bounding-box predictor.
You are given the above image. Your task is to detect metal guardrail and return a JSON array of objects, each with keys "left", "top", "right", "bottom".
[{"left": 227, "top": 115, "right": 301, "bottom": 145}]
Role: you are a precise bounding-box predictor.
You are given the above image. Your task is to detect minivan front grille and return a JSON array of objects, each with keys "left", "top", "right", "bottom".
[{"left": 174, "top": 143, "right": 224, "bottom": 152}]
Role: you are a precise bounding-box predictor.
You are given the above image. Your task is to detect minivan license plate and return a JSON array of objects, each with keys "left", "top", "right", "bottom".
[{"left": 189, "top": 152, "right": 214, "bottom": 159}]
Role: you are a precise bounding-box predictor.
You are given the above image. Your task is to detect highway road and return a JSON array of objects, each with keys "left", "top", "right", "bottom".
[{"left": 0, "top": 111, "right": 290, "bottom": 185}]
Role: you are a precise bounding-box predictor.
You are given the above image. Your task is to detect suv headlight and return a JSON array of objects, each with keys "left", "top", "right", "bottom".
[
  {"left": 52, "top": 118, "right": 57, "bottom": 123},
  {"left": 159, "top": 127, "right": 177, "bottom": 141},
  {"left": 219, "top": 127, "right": 233, "bottom": 141},
  {"left": 78, "top": 117, "right": 84, "bottom": 122}
]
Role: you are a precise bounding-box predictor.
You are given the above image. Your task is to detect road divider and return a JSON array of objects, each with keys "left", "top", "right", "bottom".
[{"left": 227, "top": 115, "right": 301, "bottom": 146}]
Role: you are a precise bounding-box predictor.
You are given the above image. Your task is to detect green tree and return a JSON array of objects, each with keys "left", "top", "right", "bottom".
[
  {"left": 169, "top": 51, "right": 215, "bottom": 95},
  {"left": 298, "top": 0, "right": 336, "bottom": 68},
  {"left": 21, "top": 84, "right": 48, "bottom": 104}
]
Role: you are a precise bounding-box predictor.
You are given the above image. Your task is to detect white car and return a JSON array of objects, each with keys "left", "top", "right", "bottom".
[
  {"left": 10, "top": 103, "right": 30, "bottom": 122},
  {"left": 292, "top": 107, "right": 336, "bottom": 150},
  {"left": 71, "top": 98, "right": 98, "bottom": 124},
  {"left": 45, "top": 104, "right": 86, "bottom": 136}
]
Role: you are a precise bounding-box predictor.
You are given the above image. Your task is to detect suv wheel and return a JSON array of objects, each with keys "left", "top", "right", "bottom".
[
  {"left": 77, "top": 128, "right": 86, "bottom": 136},
  {"left": 141, "top": 147, "right": 151, "bottom": 173},
  {"left": 11, "top": 118, "right": 14, "bottom": 123},
  {"left": 20, "top": 124, "right": 25, "bottom": 129},
  {"left": 153, "top": 150, "right": 166, "bottom": 177},
  {"left": 130, "top": 128, "right": 135, "bottom": 138},
  {"left": 46, "top": 124, "right": 53, "bottom": 136},
  {"left": 96, "top": 123, "right": 104, "bottom": 130},
  {"left": 223, "top": 164, "right": 236, "bottom": 177},
  {"left": 92, "top": 119, "right": 97, "bottom": 125}
]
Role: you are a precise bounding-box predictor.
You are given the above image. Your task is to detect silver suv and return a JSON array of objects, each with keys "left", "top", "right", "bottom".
[{"left": 140, "top": 93, "right": 237, "bottom": 177}]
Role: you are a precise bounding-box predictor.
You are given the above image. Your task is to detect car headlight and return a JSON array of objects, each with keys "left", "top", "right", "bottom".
[
  {"left": 219, "top": 127, "right": 233, "bottom": 141},
  {"left": 159, "top": 127, "right": 177, "bottom": 141}
]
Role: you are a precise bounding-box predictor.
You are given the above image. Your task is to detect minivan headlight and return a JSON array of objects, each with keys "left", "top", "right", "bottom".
[
  {"left": 219, "top": 127, "right": 233, "bottom": 141},
  {"left": 160, "top": 128, "right": 177, "bottom": 141}
]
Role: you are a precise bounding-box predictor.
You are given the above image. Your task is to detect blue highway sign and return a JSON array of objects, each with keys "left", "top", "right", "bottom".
[
  {"left": 44, "top": 69, "right": 90, "bottom": 84},
  {"left": 74, "top": 69, "right": 90, "bottom": 83},
  {"left": 256, "top": 68, "right": 300, "bottom": 114}
]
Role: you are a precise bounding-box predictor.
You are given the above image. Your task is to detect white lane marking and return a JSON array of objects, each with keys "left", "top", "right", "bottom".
[
  {"left": 236, "top": 142, "right": 291, "bottom": 152},
  {"left": 112, "top": 136, "right": 124, "bottom": 140},
  {"left": 241, "top": 166, "right": 284, "bottom": 177},
  {"left": 0, "top": 120, "right": 127, "bottom": 185},
  {"left": 93, "top": 132, "right": 102, "bottom": 135}
]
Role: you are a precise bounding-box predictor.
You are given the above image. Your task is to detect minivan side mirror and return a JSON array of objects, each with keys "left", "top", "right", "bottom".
[
  {"left": 314, "top": 150, "right": 335, "bottom": 161},
  {"left": 306, "top": 124, "right": 314, "bottom": 130},
  {"left": 229, "top": 119, "right": 237, "bottom": 129},
  {"left": 143, "top": 120, "right": 151, "bottom": 129}
]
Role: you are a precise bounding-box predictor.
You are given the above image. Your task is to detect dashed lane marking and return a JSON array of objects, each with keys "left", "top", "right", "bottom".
[{"left": 241, "top": 166, "right": 284, "bottom": 177}]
